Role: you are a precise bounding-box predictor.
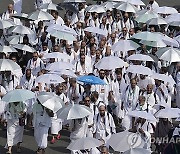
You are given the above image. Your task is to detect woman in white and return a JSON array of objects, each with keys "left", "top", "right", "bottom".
[
  {"left": 5, "top": 101, "right": 27, "bottom": 154},
  {"left": 32, "top": 99, "right": 53, "bottom": 154}
]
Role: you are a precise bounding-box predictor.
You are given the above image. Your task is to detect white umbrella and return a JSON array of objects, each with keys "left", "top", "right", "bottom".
[
  {"left": 7, "top": 35, "right": 23, "bottom": 44},
  {"left": 127, "top": 0, "right": 145, "bottom": 6},
  {"left": 146, "top": 17, "right": 167, "bottom": 25},
  {"left": 0, "top": 45, "right": 17, "bottom": 54},
  {"left": 151, "top": 73, "right": 176, "bottom": 85},
  {"left": 64, "top": 0, "right": 86, "bottom": 2},
  {"left": 0, "top": 59, "right": 21, "bottom": 72},
  {"left": 47, "top": 24, "right": 77, "bottom": 35},
  {"left": 107, "top": 131, "right": 143, "bottom": 152},
  {"left": 51, "top": 69, "right": 77, "bottom": 78},
  {"left": 85, "top": 5, "right": 106, "bottom": 13},
  {"left": 28, "top": 10, "right": 54, "bottom": 21},
  {"left": 12, "top": 25, "right": 34, "bottom": 35},
  {"left": 155, "top": 6, "right": 178, "bottom": 14},
  {"left": 135, "top": 11, "right": 159, "bottom": 23},
  {"left": 116, "top": 2, "right": 137, "bottom": 13},
  {"left": 123, "top": 148, "right": 151, "bottom": 154},
  {"left": 35, "top": 73, "right": 65, "bottom": 84},
  {"left": 126, "top": 65, "right": 153, "bottom": 76},
  {"left": 84, "top": 27, "right": 108, "bottom": 36},
  {"left": 127, "top": 54, "right": 154, "bottom": 62},
  {"left": 156, "top": 47, "right": 180, "bottom": 63},
  {"left": 2, "top": 89, "right": 35, "bottom": 103},
  {"left": 43, "top": 52, "right": 71, "bottom": 60},
  {"left": 165, "top": 13, "right": 180, "bottom": 23},
  {"left": 95, "top": 56, "right": 126, "bottom": 70},
  {"left": 101, "top": 2, "right": 116, "bottom": 10},
  {"left": 140, "top": 40, "right": 167, "bottom": 48},
  {"left": 168, "top": 21, "right": 180, "bottom": 27},
  {"left": 128, "top": 110, "right": 157, "bottom": 122},
  {"left": 111, "top": 40, "right": 140, "bottom": 52},
  {"left": 39, "top": 3, "right": 58, "bottom": 10},
  {"left": 160, "top": 34, "right": 179, "bottom": 48},
  {"left": 12, "top": 13, "right": 29, "bottom": 20},
  {"left": 0, "top": 19, "right": 15, "bottom": 29},
  {"left": 155, "top": 108, "right": 180, "bottom": 119},
  {"left": 13, "top": 44, "right": 35, "bottom": 53},
  {"left": 46, "top": 61, "right": 75, "bottom": 71},
  {"left": 67, "top": 137, "right": 103, "bottom": 150},
  {"left": 132, "top": 31, "right": 160, "bottom": 41},
  {"left": 57, "top": 103, "right": 92, "bottom": 120},
  {"left": 37, "top": 95, "right": 64, "bottom": 113}
]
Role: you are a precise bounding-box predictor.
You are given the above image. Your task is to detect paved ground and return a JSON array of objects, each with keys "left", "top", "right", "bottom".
[
  {"left": 0, "top": 126, "right": 71, "bottom": 154},
  {"left": 0, "top": 0, "right": 180, "bottom": 153}
]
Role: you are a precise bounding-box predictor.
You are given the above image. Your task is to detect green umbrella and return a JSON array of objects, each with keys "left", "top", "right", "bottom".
[
  {"left": 131, "top": 31, "right": 160, "bottom": 41},
  {"left": 2, "top": 89, "right": 35, "bottom": 103},
  {"left": 135, "top": 12, "right": 158, "bottom": 23}
]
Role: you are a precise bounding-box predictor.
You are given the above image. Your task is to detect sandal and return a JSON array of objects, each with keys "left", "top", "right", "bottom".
[
  {"left": 17, "top": 147, "right": 21, "bottom": 153},
  {"left": 6, "top": 151, "right": 11, "bottom": 154},
  {"left": 36, "top": 148, "right": 42, "bottom": 154}
]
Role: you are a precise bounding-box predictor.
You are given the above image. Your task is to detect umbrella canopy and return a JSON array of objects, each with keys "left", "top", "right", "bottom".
[
  {"left": 51, "top": 69, "right": 77, "bottom": 78},
  {"left": 132, "top": 31, "right": 160, "bottom": 41},
  {"left": 46, "top": 61, "right": 75, "bottom": 71},
  {"left": 151, "top": 73, "right": 176, "bottom": 85},
  {"left": 0, "top": 19, "right": 15, "bottom": 29},
  {"left": 43, "top": 52, "right": 72, "bottom": 60},
  {"left": 101, "top": 2, "right": 116, "bottom": 10},
  {"left": 12, "top": 25, "right": 34, "bottom": 35},
  {"left": 128, "top": 110, "right": 157, "bottom": 122},
  {"left": 116, "top": 2, "right": 137, "bottom": 13},
  {"left": 49, "top": 30, "right": 76, "bottom": 41},
  {"left": 155, "top": 6, "right": 178, "bottom": 14},
  {"left": 64, "top": 0, "right": 86, "bottom": 2},
  {"left": 35, "top": 73, "right": 65, "bottom": 84},
  {"left": 165, "top": 13, "right": 180, "bottom": 23},
  {"left": 126, "top": 65, "right": 153, "bottom": 76},
  {"left": 37, "top": 95, "right": 64, "bottom": 113},
  {"left": 2, "top": 89, "right": 35, "bottom": 103},
  {"left": 57, "top": 103, "right": 92, "bottom": 120},
  {"left": 13, "top": 44, "right": 35, "bottom": 53},
  {"left": 127, "top": 0, "right": 145, "bottom": 6},
  {"left": 123, "top": 148, "right": 151, "bottom": 154},
  {"left": 39, "top": 3, "right": 58, "bottom": 10},
  {"left": 28, "top": 10, "right": 54, "bottom": 21},
  {"left": 84, "top": 27, "right": 108, "bottom": 36},
  {"left": 156, "top": 47, "right": 180, "bottom": 63},
  {"left": 77, "top": 75, "right": 106, "bottom": 85},
  {"left": 135, "top": 11, "right": 158, "bottom": 23},
  {"left": 111, "top": 40, "right": 140, "bottom": 52},
  {"left": 161, "top": 35, "right": 179, "bottom": 48},
  {"left": 146, "top": 17, "right": 167, "bottom": 25},
  {"left": 47, "top": 24, "right": 77, "bottom": 35},
  {"left": 0, "top": 45, "right": 17, "bottom": 54},
  {"left": 140, "top": 40, "right": 167, "bottom": 48},
  {"left": 67, "top": 137, "right": 103, "bottom": 150},
  {"left": 0, "top": 59, "right": 21, "bottom": 72},
  {"left": 7, "top": 35, "right": 23, "bottom": 44},
  {"left": 12, "top": 13, "right": 30, "bottom": 20},
  {"left": 127, "top": 54, "right": 154, "bottom": 62},
  {"left": 107, "top": 131, "right": 143, "bottom": 152},
  {"left": 85, "top": 5, "right": 106, "bottom": 13},
  {"left": 95, "top": 56, "right": 126, "bottom": 70},
  {"left": 155, "top": 108, "right": 180, "bottom": 119}
]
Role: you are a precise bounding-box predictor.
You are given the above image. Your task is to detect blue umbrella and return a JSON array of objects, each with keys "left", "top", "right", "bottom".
[{"left": 77, "top": 75, "right": 106, "bottom": 85}]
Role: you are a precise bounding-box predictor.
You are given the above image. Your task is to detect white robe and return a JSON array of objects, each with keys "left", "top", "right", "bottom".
[
  {"left": 13, "top": 0, "right": 22, "bottom": 13},
  {"left": 5, "top": 102, "right": 26, "bottom": 147},
  {"left": 176, "top": 72, "right": 180, "bottom": 108},
  {"left": 93, "top": 112, "right": 116, "bottom": 143}
]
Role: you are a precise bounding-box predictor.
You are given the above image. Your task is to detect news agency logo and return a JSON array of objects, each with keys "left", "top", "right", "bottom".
[
  {"left": 127, "top": 133, "right": 142, "bottom": 148},
  {"left": 151, "top": 137, "right": 180, "bottom": 144}
]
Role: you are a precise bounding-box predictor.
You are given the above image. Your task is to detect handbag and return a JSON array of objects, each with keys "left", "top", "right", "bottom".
[{"left": 19, "top": 117, "right": 25, "bottom": 126}]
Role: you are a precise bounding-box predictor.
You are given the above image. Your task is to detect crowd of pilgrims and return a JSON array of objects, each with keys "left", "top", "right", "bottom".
[{"left": 0, "top": 0, "right": 180, "bottom": 154}]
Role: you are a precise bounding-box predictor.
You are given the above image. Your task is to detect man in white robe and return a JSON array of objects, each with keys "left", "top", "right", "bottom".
[
  {"left": 26, "top": 52, "right": 45, "bottom": 76},
  {"left": 13, "top": 0, "right": 22, "bottom": 14},
  {"left": 93, "top": 103, "right": 116, "bottom": 144},
  {"left": 5, "top": 102, "right": 26, "bottom": 154},
  {"left": 122, "top": 78, "right": 140, "bottom": 130}
]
